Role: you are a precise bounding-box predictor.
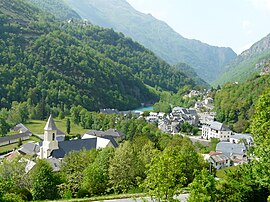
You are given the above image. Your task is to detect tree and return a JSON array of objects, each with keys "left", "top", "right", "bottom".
[
  {"left": 30, "top": 160, "right": 60, "bottom": 200},
  {"left": 0, "top": 118, "right": 10, "bottom": 136},
  {"left": 108, "top": 141, "right": 141, "bottom": 193},
  {"left": 82, "top": 147, "right": 115, "bottom": 196},
  {"left": 188, "top": 169, "right": 217, "bottom": 202},
  {"left": 251, "top": 89, "right": 270, "bottom": 188},
  {"left": 142, "top": 147, "right": 186, "bottom": 201},
  {"left": 66, "top": 118, "right": 70, "bottom": 134}
]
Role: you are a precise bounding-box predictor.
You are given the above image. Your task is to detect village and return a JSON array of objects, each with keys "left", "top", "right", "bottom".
[{"left": 0, "top": 89, "right": 254, "bottom": 173}]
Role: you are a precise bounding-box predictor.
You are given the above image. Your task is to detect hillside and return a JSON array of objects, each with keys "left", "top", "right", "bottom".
[
  {"left": 57, "top": 0, "right": 237, "bottom": 84},
  {"left": 214, "top": 33, "right": 270, "bottom": 86},
  {"left": 174, "top": 63, "right": 210, "bottom": 87},
  {"left": 0, "top": 0, "right": 197, "bottom": 116},
  {"left": 25, "top": 0, "right": 81, "bottom": 20},
  {"left": 214, "top": 73, "right": 270, "bottom": 132}
]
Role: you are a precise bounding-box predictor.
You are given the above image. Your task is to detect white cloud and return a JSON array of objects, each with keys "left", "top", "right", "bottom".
[
  {"left": 242, "top": 20, "right": 250, "bottom": 29},
  {"left": 249, "top": 0, "right": 270, "bottom": 11}
]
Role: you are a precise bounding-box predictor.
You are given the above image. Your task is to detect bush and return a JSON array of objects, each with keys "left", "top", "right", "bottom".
[
  {"left": 17, "top": 188, "right": 32, "bottom": 201},
  {"left": 76, "top": 189, "right": 89, "bottom": 198}
]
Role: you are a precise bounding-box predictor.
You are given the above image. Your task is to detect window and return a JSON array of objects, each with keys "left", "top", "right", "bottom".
[{"left": 52, "top": 133, "right": 55, "bottom": 141}]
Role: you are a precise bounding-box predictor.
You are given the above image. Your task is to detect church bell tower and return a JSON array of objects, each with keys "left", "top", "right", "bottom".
[{"left": 40, "top": 115, "right": 58, "bottom": 159}]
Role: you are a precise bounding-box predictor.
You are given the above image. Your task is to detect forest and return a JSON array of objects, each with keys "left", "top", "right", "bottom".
[
  {"left": 214, "top": 74, "right": 270, "bottom": 132},
  {"left": 0, "top": 0, "right": 196, "bottom": 119}
]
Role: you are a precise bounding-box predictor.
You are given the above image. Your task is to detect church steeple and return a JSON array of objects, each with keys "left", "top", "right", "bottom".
[{"left": 40, "top": 115, "right": 59, "bottom": 159}]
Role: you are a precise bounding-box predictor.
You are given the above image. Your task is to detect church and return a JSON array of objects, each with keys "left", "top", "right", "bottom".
[{"left": 18, "top": 115, "right": 117, "bottom": 159}]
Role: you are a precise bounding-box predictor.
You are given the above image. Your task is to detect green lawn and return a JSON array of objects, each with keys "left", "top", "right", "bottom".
[
  {"left": 0, "top": 136, "right": 41, "bottom": 154},
  {"left": 216, "top": 166, "right": 238, "bottom": 179},
  {"left": 25, "top": 117, "right": 89, "bottom": 136}
]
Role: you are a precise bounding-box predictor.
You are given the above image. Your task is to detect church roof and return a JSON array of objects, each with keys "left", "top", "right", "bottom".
[
  {"left": 51, "top": 138, "right": 97, "bottom": 158},
  {"left": 44, "top": 115, "right": 58, "bottom": 131}
]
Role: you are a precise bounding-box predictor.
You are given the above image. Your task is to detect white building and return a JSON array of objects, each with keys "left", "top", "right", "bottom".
[{"left": 202, "top": 121, "right": 232, "bottom": 141}]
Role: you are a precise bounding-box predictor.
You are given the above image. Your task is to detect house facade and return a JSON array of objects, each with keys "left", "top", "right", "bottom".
[{"left": 202, "top": 121, "right": 232, "bottom": 141}]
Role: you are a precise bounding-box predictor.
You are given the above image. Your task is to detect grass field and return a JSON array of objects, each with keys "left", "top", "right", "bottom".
[
  {"left": 0, "top": 117, "right": 88, "bottom": 154},
  {"left": 0, "top": 135, "right": 41, "bottom": 154},
  {"left": 25, "top": 117, "right": 89, "bottom": 136},
  {"left": 216, "top": 166, "right": 238, "bottom": 179}
]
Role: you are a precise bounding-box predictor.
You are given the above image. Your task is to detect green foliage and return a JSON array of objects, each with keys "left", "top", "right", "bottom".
[
  {"left": 63, "top": 0, "right": 236, "bottom": 83},
  {"left": 66, "top": 118, "right": 70, "bottom": 134},
  {"left": 0, "top": 0, "right": 197, "bottom": 116},
  {"left": 108, "top": 141, "right": 142, "bottom": 193},
  {"left": 26, "top": 0, "right": 81, "bottom": 20},
  {"left": 142, "top": 146, "right": 186, "bottom": 201},
  {"left": 82, "top": 147, "right": 115, "bottom": 196},
  {"left": 30, "top": 159, "right": 61, "bottom": 200},
  {"left": 0, "top": 118, "right": 10, "bottom": 136},
  {"left": 251, "top": 89, "right": 270, "bottom": 187},
  {"left": 188, "top": 169, "right": 217, "bottom": 202},
  {"left": 214, "top": 74, "right": 270, "bottom": 130}
]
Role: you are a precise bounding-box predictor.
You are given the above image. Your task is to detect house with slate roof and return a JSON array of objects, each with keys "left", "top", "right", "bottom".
[
  {"left": 216, "top": 142, "right": 248, "bottom": 165},
  {"left": 202, "top": 121, "right": 232, "bottom": 141},
  {"left": 208, "top": 151, "right": 230, "bottom": 170}
]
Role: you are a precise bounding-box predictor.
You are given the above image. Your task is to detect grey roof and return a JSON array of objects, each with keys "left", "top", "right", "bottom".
[
  {"left": 44, "top": 115, "right": 57, "bottom": 131},
  {"left": 100, "top": 109, "right": 119, "bottom": 114},
  {"left": 13, "top": 123, "right": 31, "bottom": 134},
  {"left": 86, "top": 130, "right": 105, "bottom": 137},
  {"left": 209, "top": 121, "right": 230, "bottom": 131},
  {"left": 0, "top": 133, "right": 30, "bottom": 143},
  {"left": 104, "top": 128, "right": 125, "bottom": 138},
  {"left": 51, "top": 138, "right": 97, "bottom": 158},
  {"left": 46, "top": 158, "right": 61, "bottom": 172},
  {"left": 231, "top": 133, "right": 253, "bottom": 141},
  {"left": 188, "top": 109, "right": 197, "bottom": 116},
  {"left": 216, "top": 142, "right": 246, "bottom": 156},
  {"left": 210, "top": 153, "right": 230, "bottom": 163},
  {"left": 85, "top": 130, "right": 119, "bottom": 147},
  {"left": 19, "top": 142, "right": 40, "bottom": 155}
]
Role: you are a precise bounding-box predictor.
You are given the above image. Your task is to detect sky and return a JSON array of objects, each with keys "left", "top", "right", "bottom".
[{"left": 126, "top": 0, "right": 270, "bottom": 54}]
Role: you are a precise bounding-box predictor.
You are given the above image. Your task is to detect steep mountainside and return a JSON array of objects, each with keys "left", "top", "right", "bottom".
[
  {"left": 61, "top": 0, "right": 237, "bottom": 83},
  {"left": 214, "top": 34, "right": 270, "bottom": 86},
  {"left": 174, "top": 63, "right": 210, "bottom": 87},
  {"left": 25, "top": 0, "right": 81, "bottom": 20},
  {"left": 214, "top": 73, "right": 270, "bottom": 132},
  {"left": 0, "top": 0, "right": 196, "bottom": 114}
]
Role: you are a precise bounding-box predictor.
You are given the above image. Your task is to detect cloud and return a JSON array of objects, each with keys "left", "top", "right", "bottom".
[
  {"left": 249, "top": 0, "right": 270, "bottom": 11},
  {"left": 242, "top": 20, "right": 250, "bottom": 29}
]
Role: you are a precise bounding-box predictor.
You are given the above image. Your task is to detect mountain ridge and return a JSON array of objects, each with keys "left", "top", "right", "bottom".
[
  {"left": 214, "top": 33, "right": 270, "bottom": 86},
  {"left": 62, "top": 0, "right": 237, "bottom": 83}
]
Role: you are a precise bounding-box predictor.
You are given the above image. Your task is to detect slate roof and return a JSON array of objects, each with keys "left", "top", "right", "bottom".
[
  {"left": 231, "top": 133, "right": 253, "bottom": 141},
  {"left": 51, "top": 138, "right": 97, "bottom": 158},
  {"left": 104, "top": 128, "right": 125, "bottom": 138},
  {"left": 13, "top": 123, "right": 31, "bottom": 134},
  {"left": 209, "top": 121, "right": 230, "bottom": 131},
  {"left": 46, "top": 158, "right": 61, "bottom": 172},
  {"left": 0, "top": 133, "right": 30, "bottom": 144},
  {"left": 216, "top": 142, "right": 246, "bottom": 157},
  {"left": 84, "top": 131, "right": 118, "bottom": 147},
  {"left": 209, "top": 151, "right": 230, "bottom": 163},
  {"left": 44, "top": 115, "right": 58, "bottom": 130},
  {"left": 19, "top": 142, "right": 40, "bottom": 156}
]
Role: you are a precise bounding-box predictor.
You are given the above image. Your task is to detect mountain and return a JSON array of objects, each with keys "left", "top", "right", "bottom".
[
  {"left": 26, "top": 0, "right": 81, "bottom": 20},
  {"left": 174, "top": 63, "right": 210, "bottom": 88},
  {"left": 214, "top": 73, "right": 270, "bottom": 132},
  {"left": 214, "top": 34, "right": 270, "bottom": 86},
  {"left": 0, "top": 0, "right": 196, "bottom": 115},
  {"left": 61, "top": 0, "right": 237, "bottom": 83}
]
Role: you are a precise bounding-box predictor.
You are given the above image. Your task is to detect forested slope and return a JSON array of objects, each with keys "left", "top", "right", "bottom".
[
  {"left": 0, "top": 0, "right": 196, "bottom": 117},
  {"left": 214, "top": 72, "right": 270, "bottom": 132}
]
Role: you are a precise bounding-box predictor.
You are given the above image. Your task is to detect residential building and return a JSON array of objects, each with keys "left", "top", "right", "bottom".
[
  {"left": 208, "top": 151, "right": 230, "bottom": 170},
  {"left": 202, "top": 121, "right": 232, "bottom": 141}
]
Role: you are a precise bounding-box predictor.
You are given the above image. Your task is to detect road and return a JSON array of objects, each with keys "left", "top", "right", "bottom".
[{"left": 99, "top": 194, "right": 189, "bottom": 202}]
